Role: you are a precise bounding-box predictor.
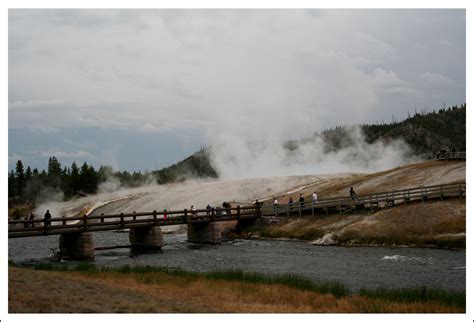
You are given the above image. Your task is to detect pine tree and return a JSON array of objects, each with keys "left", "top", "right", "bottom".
[
  {"left": 15, "top": 160, "right": 25, "bottom": 200},
  {"left": 47, "top": 156, "right": 62, "bottom": 188},
  {"left": 69, "top": 162, "right": 80, "bottom": 196},
  {"left": 79, "top": 162, "right": 98, "bottom": 194},
  {"left": 8, "top": 170, "right": 16, "bottom": 199}
]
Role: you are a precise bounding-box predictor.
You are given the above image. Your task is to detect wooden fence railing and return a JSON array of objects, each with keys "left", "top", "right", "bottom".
[
  {"left": 261, "top": 182, "right": 466, "bottom": 217},
  {"left": 8, "top": 205, "right": 259, "bottom": 238},
  {"left": 435, "top": 151, "right": 466, "bottom": 160}
]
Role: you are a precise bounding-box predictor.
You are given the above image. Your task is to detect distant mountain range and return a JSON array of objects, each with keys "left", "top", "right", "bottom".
[{"left": 154, "top": 104, "right": 466, "bottom": 183}]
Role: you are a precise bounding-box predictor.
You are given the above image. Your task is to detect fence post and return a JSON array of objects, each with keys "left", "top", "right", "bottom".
[
  {"left": 133, "top": 211, "right": 136, "bottom": 221},
  {"left": 120, "top": 212, "right": 124, "bottom": 229},
  {"left": 237, "top": 205, "right": 241, "bottom": 220},
  {"left": 101, "top": 213, "right": 104, "bottom": 223},
  {"left": 62, "top": 217, "right": 66, "bottom": 226},
  {"left": 43, "top": 219, "right": 49, "bottom": 236},
  {"left": 83, "top": 215, "right": 88, "bottom": 231},
  {"left": 153, "top": 210, "right": 157, "bottom": 225}
]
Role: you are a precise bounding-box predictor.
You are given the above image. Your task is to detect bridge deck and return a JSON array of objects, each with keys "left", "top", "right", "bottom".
[
  {"left": 435, "top": 151, "right": 466, "bottom": 161},
  {"left": 8, "top": 182, "right": 465, "bottom": 238}
]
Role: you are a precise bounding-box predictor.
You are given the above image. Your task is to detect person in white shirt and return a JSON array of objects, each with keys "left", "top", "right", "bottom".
[
  {"left": 312, "top": 191, "right": 318, "bottom": 204},
  {"left": 273, "top": 197, "right": 279, "bottom": 214}
]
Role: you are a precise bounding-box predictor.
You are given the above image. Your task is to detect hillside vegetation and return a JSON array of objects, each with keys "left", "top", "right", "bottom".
[{"left": 154, "top": 149, "right": 218, "bottom": 184}]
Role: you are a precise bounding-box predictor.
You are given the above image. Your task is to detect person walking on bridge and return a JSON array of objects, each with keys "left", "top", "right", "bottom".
[
  {"left": 28, "top": 213, "right": 35, "bottom": 228},
  {"left": 312, "top": 191, "right": 318, "bottom": 204},
  {"left": 299, "top": 193, "right": 305, "bottom": 209},
  {"left": 44, "top": 210, "right": 52, "bottom": 227},
  {"left": 349, "top": 187, "right": 357, "bottom": 201},
  {"left": 288, "top": 197, "right": 294, "bottom": 210},
  {"left": 273, "top": 197, "right": 279, "bottom": 214}
]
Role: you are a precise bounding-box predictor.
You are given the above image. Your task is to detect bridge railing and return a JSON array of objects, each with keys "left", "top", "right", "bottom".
[
  {"left": 261, "top": 182, "right": 465, "bottom": 216},
  {"left": 8, "top": 204, "right": 261, "bottom": 238},
  {"left": 435, "top": 151, "right": 466, "bottom": 160}
]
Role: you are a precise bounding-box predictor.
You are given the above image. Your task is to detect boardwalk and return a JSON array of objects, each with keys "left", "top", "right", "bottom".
[
  {"left": 435, "top": 151, "right": 466, "bottom": 161},
  {"left": 8, "top": 182, "right": 465, "bottom": 239}
]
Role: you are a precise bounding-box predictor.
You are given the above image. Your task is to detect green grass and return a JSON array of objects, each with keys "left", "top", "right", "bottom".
[
  {"left": 21, "top": 263, "right": 465, "bottom": 308},
  {"left": 359, "top": 286, "right": 465, "bottom": 309}
]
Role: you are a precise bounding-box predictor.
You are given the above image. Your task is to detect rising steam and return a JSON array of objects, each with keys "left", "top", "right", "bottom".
[{"left": 207, "top": 125, "right": 419, "bottom": 179}]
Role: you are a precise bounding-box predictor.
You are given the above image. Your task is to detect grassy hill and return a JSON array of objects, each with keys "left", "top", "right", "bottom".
[{"left": 153, "top": 148, "right": 218, "bottom": 184}]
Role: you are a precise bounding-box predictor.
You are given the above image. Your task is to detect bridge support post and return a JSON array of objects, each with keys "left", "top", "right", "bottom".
[
  {"left": 129, "top": 226, "right": 164, "bottom": 251},
  {"left": 187, "top": 222, "right": 221, "bottom": 244},
  {"left": 59, "top": 232, "right": 95, "bottom": 260}
]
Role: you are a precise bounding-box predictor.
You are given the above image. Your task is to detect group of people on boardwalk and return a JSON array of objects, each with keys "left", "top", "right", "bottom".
[
  {"left": 272, "top": 191, "right": 319, "bottom": 212},
  {"left": 23, "top": 187, "right": 360, "bottom": 228},
  {"left": 23, "top": 210, "right": 51, "bottom": 228},
  {"left": 270, "top": 187, "right": 358, "bottom": 214}
]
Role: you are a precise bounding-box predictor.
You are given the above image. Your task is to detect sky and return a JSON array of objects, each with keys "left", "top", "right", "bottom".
[{"left": 8, "top": 9, "right": 466, "bottom": 172}]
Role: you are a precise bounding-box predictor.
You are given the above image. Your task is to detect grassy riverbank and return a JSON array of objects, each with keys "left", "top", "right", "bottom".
[
  {"left": 9, "top": 264, "right": 465, "bottom": 313},
  {"left": 254, "top": 199, "right": 465, "bottom": 249}
]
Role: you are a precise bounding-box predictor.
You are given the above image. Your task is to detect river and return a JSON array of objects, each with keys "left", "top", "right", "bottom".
[{"left": 8, "top": 231, "right": 465, "bottom": 292}]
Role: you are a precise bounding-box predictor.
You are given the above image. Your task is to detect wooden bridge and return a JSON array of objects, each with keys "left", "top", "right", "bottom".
[
  {"left": 262, "top": 182, "right": 466, "bottom": 217},
  {"left": 8, "top": 182, "right": 465, "bottom": 259}
]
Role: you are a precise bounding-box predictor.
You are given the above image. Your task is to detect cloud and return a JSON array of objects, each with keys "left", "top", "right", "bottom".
[
  {"left": 420, "top": 72, "right": 456, "bottom": 87},
  {"left": 8, "top": 9, "right": 466, "bottom": 172},
  {"left": 372, "top": 68, "right": 419, "bottom": 95},
  {"left": 40, "top": 148, "right": 95, "bottom": 160}
]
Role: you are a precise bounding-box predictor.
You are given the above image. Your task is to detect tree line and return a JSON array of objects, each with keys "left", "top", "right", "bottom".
[{"left": 8, "top": 156, "right": 151, "bottom": 205}]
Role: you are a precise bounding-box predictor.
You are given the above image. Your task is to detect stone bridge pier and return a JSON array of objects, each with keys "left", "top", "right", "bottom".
[
  {"left": 59, "top": 232, "right": 95, "bottom": 260},
  {"left": 129, "top": 226, "right": 164, "bottom": 251},
  {"left": 187, "top": 221, "right": 222, "bottom": 244}
]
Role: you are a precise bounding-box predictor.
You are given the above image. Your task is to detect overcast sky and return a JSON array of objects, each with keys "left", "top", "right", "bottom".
[{"left": 8, "top": 9, "right": 466, "bottom": 171}]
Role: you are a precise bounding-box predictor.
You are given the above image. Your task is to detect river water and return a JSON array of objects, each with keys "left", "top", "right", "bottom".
[{"left": 8, "top": 232, "right": 465, "bottom": 291}]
